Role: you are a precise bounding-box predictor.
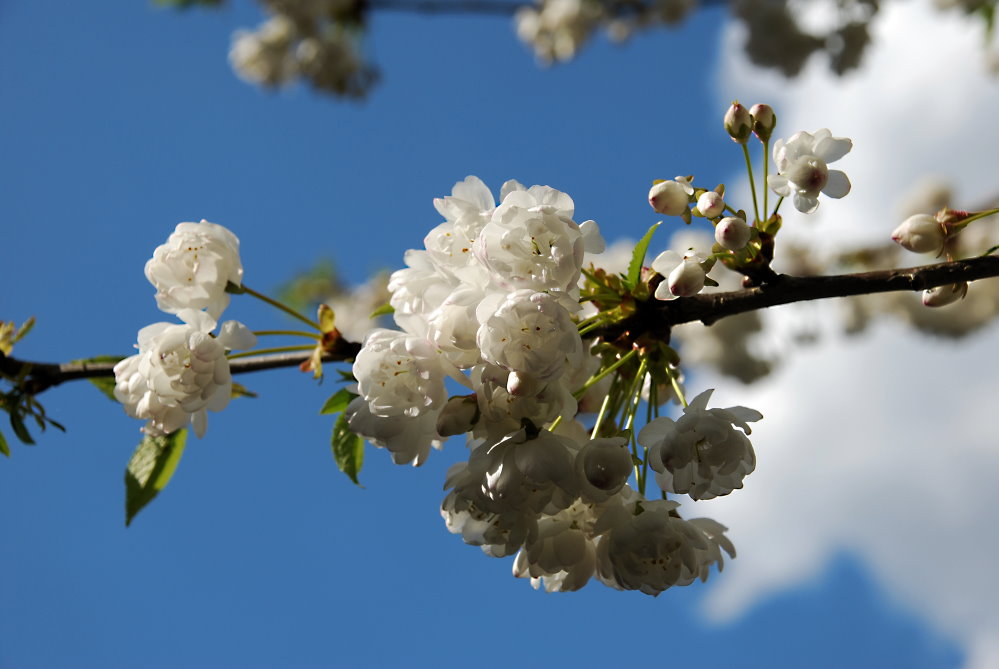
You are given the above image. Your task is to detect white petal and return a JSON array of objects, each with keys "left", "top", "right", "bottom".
[
  {"left": 793, "top": 192, "right": 820, "bottom": 214},
  {"left": 650, "top": 249, "right": 682, "bottom": 275},
  {"left": 822, "top": 170, "right": 852, "bottom": 199},
  {"left": 767, "top": 174, "right": 791, "bottom": 197},
  {"left": 579, "top": 220, "right": 605, "bottom": 254},
  {"left": 217, "top": 320, "right": 257, "bottom": 351},
  {"left": 813, "top": 136, "right": 852, "bottom": 164}
]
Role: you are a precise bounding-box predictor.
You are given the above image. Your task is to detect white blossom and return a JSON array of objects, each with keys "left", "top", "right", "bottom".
[
  {"left": 593, "top": 497, "right": 733, "bottom": 595},
  {"left": 768, "top": 128, "right": 852, "bottom": 213},
  {"left": 476, "top": 289, "right": 584, "bottom": 396},
  {"left": 144, "top": 220, "right": 243, "bottom": 319},
  {"left": 638, "top": 389, "right": 762, "bottom": 500},
  {"left": 474, "top": 186, "right": 588, "bottom": 294},
  {"left": 114, "top": 310, "right": 255, "bottom": 438},
  {"left": 229, "top": 16, "right": 298, "bottom": 87},
  {"left": 512, "top": 500, "right": 600, "bottom": 592},
  {"left": 353, "top": 329, "right": 446, "bottom": 419},
  {"left": 345, "top": 397, "right": 441, "bottom": 466}
]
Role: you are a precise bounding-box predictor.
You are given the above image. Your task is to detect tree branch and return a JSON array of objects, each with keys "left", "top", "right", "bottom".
[
  {"left": 0, "top": 340, "right": 362, "bottom": 396},
  {"left": 4, "top": 256, "right": 998, "bottom": 394},
  {"left": 603, "top": 255, "right": 999, "bottom": 342},
  {"left": 364, "top": 0, "right": 727, "bottom": 16}
]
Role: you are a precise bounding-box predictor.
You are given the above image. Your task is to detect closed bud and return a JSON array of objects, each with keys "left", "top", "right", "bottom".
[
  {"left": 667, "top": 259, "right": 706, "bottom": 297},
  {"left": 724, "top": 102, "right": 752, "bottom": 144},
  {"left": 891, "top": 214, "right": 945, "bottom": 254},
  {"left": 749, "top": 103, "right": 776, "bottom": 142},
  {"left": 715, "top": 216, "right": 751, "bottom": 251},
  {"left": 436, "top": 395, "right": 479, "bottom": 437},
  {"left": 696, "top": 191, "right": 725, "bottom": 218},
  {"left": 649, "top": 180, "right": 691, "bottom": 216},
  {"left": 922, "top": 282, "right": 968, "bottom": 307}
]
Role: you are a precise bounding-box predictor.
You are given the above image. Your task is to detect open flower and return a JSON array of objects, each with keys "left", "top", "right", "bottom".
[
  {"left": 145, "top": 220, "right": 243, "bottom": 319},
  {"left": 113, "top": 310, "right": 256, "bottom": 438},
  {"left": 638, "top": 389, "right": 762, "bottom": 500},
  {"left": 768, "top": 129, "right": 852, "bottom": 213}
]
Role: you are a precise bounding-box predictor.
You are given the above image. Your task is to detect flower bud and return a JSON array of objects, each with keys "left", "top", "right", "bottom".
[
  {"left": 648, "top": 180, "right": 690, "bottom": 216},
  {"left": 715, "top": 216, "right": 751, "bottom": 251},
  {"left": 696, "top": 191, "right": 725, "bottom": 218},
  {"left": 922, "top": 282, "right": 968, "bottom": 307},
  {"left": 891, "top": 214, "right": 945, "bottom": 254},
  {"left": 436, "top": 395, "right": 479, "bottom": 437},
  {"left": 749, "top": 103, "right": 776, "bottom": 142},
  {"left": 667, "top": 259, "right": 706, "bottom": 297},
  {"left": 724, "top": 102, "right": 752, "bottom": 144}
]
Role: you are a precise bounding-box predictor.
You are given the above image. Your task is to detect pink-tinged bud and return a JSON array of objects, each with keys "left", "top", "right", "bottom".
[
  {"left": 715, "top": 216, "right": 751, "bottom": 251},
  {"left": 667, "top": 259, "right": 706, "bottom": 297},
  {"left": 922, "top": 282, "right": 968, "bottom": 307},
  {"left": 724, "top": 102, "right": 752, "bottom": 144},
  {"left": 697, "top": 191, "right": 725, "bottom": 218},
  {"left": 749, "top": 103, "right": 776, "bottom": 142},
  {"left": 649, "top": 180, "right": 690, "bottom": 216},
  {"left": 891, "top": 214, "right": 945, "bottom": 254}
]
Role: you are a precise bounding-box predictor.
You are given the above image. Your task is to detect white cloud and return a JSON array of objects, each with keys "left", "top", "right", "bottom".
[{"left": 699, "top": 2, "right": 999, "bottom": 667}]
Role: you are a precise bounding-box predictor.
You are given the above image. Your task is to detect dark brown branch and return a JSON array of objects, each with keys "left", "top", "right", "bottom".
[
  {"left": 364, "top": 0, "right": 727, "bottom": 16},
  {"left": 600, "top": 256, "right": 999, "bottom": 342},
  {"left": 0, "top": 340, "right": 361, "bottom": 396},
  {"left": 4, "top": 256, "right": 999, "bottom": 395}
]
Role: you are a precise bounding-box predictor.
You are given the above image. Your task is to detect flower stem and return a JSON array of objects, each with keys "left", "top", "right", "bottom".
[
  {"left": 573, "top": 349, "right": 636, "bottom": 399},
  {"left": 227, "top": 345, "right": 315, "bottom": 360},
  {"left": 241, "top": 285, "right": 321, "bottom": 331},
  {"left": 665, "top": 365, "right": 687, "bottom": 408},
  {"left": 743, "top": 143, "right": 761, "bottom": 225},
  {"left": 253, "top": 330, "right": 323, "bottom": 340},
  {"left": 590, "top": 384, "right": 615, "bottom": 440},
  {"left": 762, "top": 138, "right": 770, "bottom": 220}
]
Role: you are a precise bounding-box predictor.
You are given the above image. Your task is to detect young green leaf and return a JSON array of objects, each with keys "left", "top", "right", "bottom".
[
  {"left": 625, "top": 221, "right": 661, "bottom": 291},
  {"left": 331, "top": 413, "right": 364, "bottom": 486},
  {"left": 369, "top": 302, "right": 395, "bottom": 318},
  {"left": 320, "top": 388, "right": 357, "bottom": 415},
  {"left": 0, "top": 430, "right": 9, "bottom": 457},
  {"left": 9, "top": 411, "right": 34, "bottom": 445},
  {"left": 124, "top": 429, "right": 187, "bottom": 526}
]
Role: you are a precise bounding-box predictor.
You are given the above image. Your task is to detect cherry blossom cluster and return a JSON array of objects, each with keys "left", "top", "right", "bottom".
[
  {"left": 113, "top": 221, "right": 256, "bottom": 438},
  {"left": 647, "top": 102, "right": 854, "bottom": 301},
  {"left": 229, "top": 0, "right": 377, "bottom": 98},
  {"left": 345, "top": 175, "right": 764, "bottom": 594}
]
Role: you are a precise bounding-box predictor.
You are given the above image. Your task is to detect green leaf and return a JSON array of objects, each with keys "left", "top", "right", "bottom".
[
  {"left": 369, "top": 302, "right": 395, "bottom": 318},
  {"left": 13, "top": 317, "right": 35, "bottom": 344},
  {"left": 331, "top": 413, "right": 364, "bottom": 486},
  {"left": 0, "top": 430, "right": 9, "bottom": 457},
  {"left": 625, "top": 221, "right": 661, "bottom": 291},
  {"left": 320, "top": 388, "right": 357, "bottom": 415},
  {"left": 231, "top": 382, "right": 258, "bottom": 399},
  {"left": 124, "top": 429, "right": 187, "bottom": 526},
  {"left": 9, "top": 411, "right": 34, "bottom": 445}
]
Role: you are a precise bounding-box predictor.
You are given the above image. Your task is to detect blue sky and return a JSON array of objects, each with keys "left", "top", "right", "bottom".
[{"left": 0, "top": 1, "right": 989, "bottom": 667}]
